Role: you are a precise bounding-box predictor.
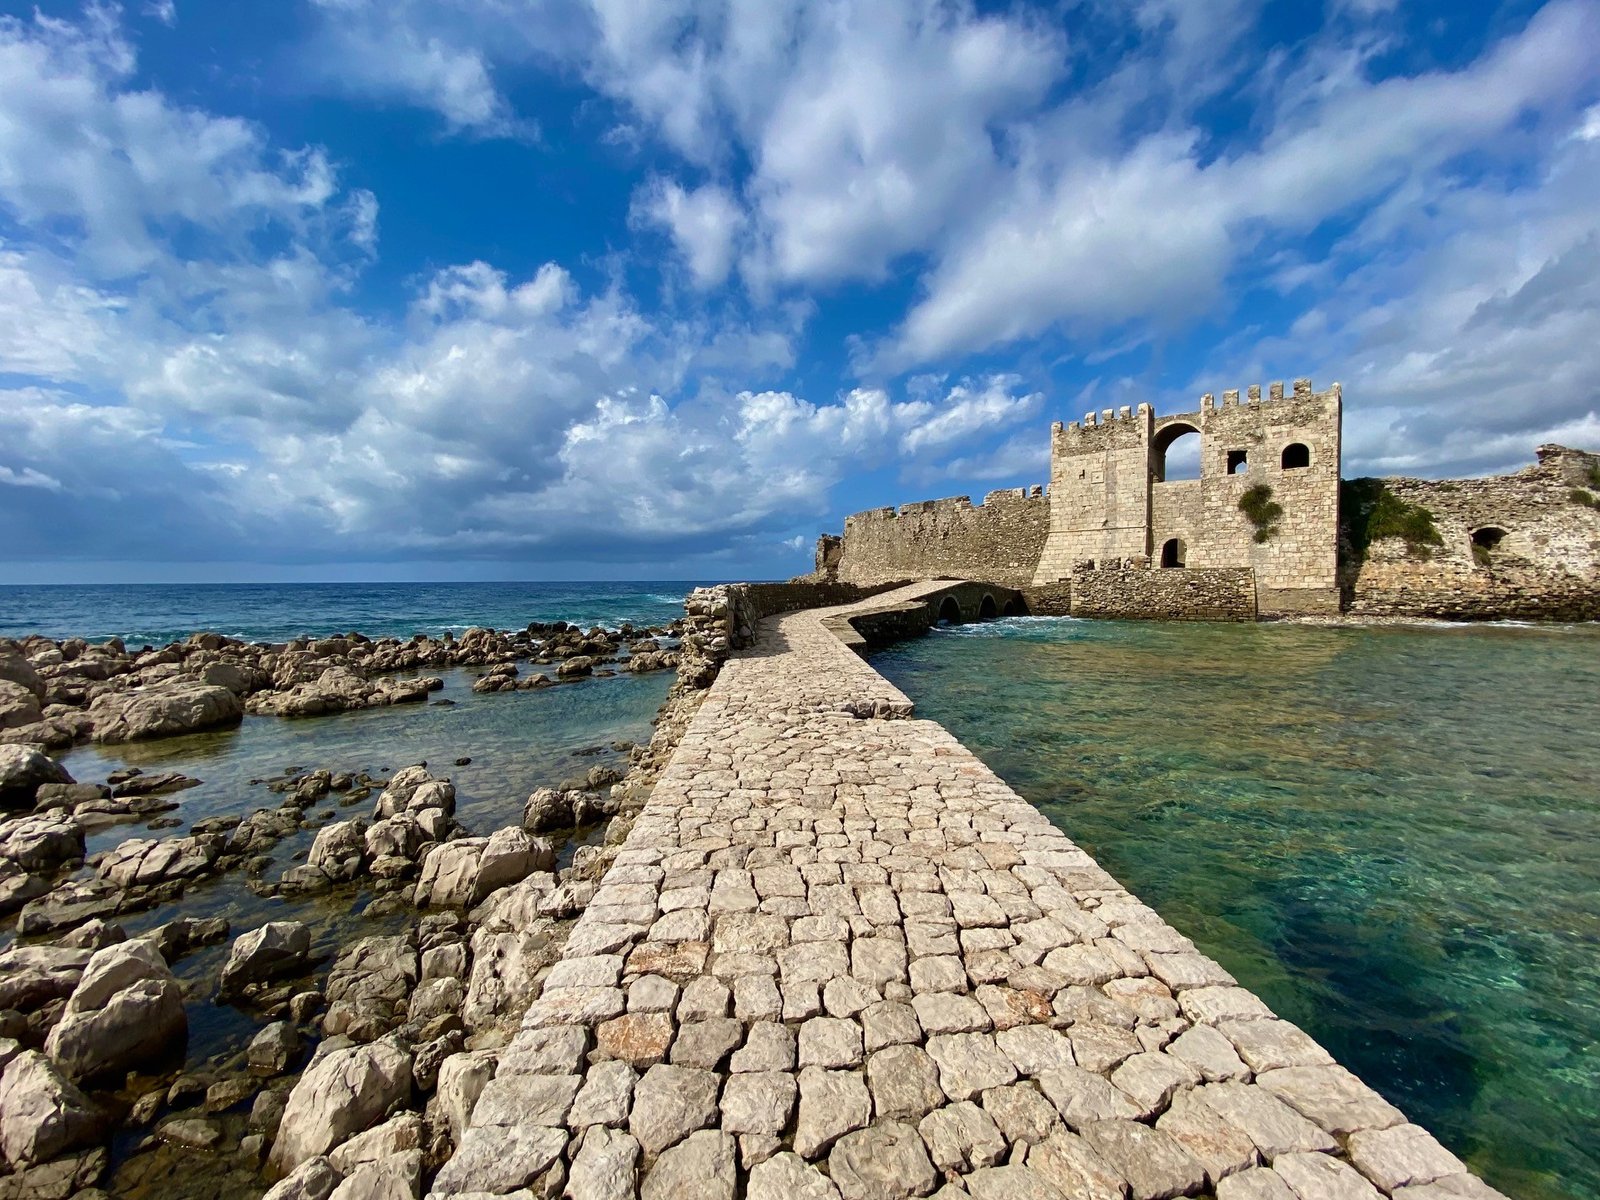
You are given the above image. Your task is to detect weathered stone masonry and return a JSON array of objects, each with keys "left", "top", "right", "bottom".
[
  {"left": 429, "top": 582, "right": 1508, "bottom": 1199},
  {"left": 836, "top": 490, "right": 1050, "bottom": 590}
]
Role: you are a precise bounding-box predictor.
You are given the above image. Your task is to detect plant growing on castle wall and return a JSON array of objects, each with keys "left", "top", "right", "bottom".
[
  {"left": 1238, "top": 484, "right": 1282, "bottom": 543},
  {"left": 1571, "top": 488, "right": 1599, "bottom": 509},
  {"left": 1341, "top": 479, "right": 1445, "bottom": 560}
]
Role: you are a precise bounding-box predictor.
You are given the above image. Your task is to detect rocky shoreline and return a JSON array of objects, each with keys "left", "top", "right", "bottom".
[{"left": 0, "top": 604, "right": 715, "bottom": 1199}]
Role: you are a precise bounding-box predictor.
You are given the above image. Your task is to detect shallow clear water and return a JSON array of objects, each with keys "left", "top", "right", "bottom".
[
  {"left": 5, "top": 663, "right": 671, "bottom": 1110},
  {"left": 0, "top": 580, "right": 708, "bottom": 645},
  {"left": 872, "top": 617, "right": 1600, "bottom": 1200}
]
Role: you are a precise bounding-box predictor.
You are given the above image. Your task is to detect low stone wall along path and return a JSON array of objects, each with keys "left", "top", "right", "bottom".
[{"left": 433, "top": 582, "right": 1507, "bottom": 1200}]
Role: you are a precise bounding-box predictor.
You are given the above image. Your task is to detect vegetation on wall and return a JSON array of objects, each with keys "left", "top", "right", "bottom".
[
  {"left": 1238, "top": 484, "right": 1283, "bottom": 543},
  {"left": 1571, "top": 488, "right": 1599, "bottom": 510},
  {"left": 1342, "top": 479, "right": 1445, "bottom": 560}
]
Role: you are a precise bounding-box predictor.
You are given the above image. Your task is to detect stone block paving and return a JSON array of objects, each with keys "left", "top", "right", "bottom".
[{"left": 431, "top": 583, "right": 1508, "bottom": 1199}]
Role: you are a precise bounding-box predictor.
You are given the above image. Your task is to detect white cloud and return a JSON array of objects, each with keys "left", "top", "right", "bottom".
[{"left": 635, "top": 178, "right": 744, "bottom": 288}]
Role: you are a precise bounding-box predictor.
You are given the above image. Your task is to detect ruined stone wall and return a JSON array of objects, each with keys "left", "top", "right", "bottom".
[
  {"left": 1070, "top": 565, "right": 1258, "bottom": 621},
  {"left": 1345, "top": 445, "right": 1600, "bottom": 620},
  {"left": 1034, "top": 406, "right": 1153, "bottom": 582},
  {"left": 834, "top": 488, "right": 1050, "bottom": 588}
]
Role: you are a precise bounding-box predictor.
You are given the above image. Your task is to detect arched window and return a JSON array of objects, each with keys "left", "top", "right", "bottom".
[
  {"left": 1160, "top": 538, "right": 1186, "bottom": 568},
  {"left": 938, "top": 596, "right": 962, "bottom": 624},
  {"left": 1282, "top": 443, "right": 1311, "bottom": 469},
  {"left": 1471, "top": 527, "right": 1506, "bottom": 567},
  {"left": 1153, "top": 424, "right": 1201, "bottom": 482}
]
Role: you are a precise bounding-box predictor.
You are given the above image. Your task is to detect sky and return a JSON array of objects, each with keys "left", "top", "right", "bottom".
[{"left": 0, "top": 0, "right": 1597, "bottom": 583}]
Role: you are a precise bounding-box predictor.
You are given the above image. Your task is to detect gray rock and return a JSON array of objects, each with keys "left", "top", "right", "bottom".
[
  {"left": 248, "top": 1021, "right": 303, "bottom": 1075},
  {"left": 322, "top": 934, "right": 418, "bottom": 1039},
  {"left": 866, "top": 1045, "right": 945, "bottom": 1121},
  {"left": 0, "top": 813, "right": 82, "bottom": 873},
  {"left": 627, "top": 1064, "right": 719, "bottom": 1155},
  {"left": 1080, "top": 1118, "right": 1208, "bottom": 1200},
  {"left": 1272, "top": 1151, "right": 1383, "bottom": 1199},
  {"left": 794, "top": 1066, "right": 872, "bottom": 1159},
  {"left": 89, "top": 682, "right": 242, "bottom": 743},
  {"left": 566, "top": 1125, "right": 640, "bottom": 1200},
  {"left": 919, "top": 1100, "right": 1008, "bottom": 1173},
  {"left": 827, "top": 1120, "right": 938, "bottom": 1199},
  {"left": 0, "top": 945, "right": 90, "bottom": 1011},
  {"left": 1193, "top": 1081, "right": 1339, "bottom": 1159},
  {"left": 1036, "top": 1065, "right": 1142, "bottom": 1129},
  {"left": 328, "top": 1151, "right": 422, "bottom": 1200},
  {"left": 96, "top": 834, "right": 219, "bottom": 888},
  {"left": 729, "top": 1021, "right": 795, "bottom": 1073},
  {"left": 799, "top": 1016, "right": 864, "bottom": 1069},
  {"left": 0, "top": 1050, "right": 105, "bottom": 1166},
  {"left": 924, "top": 1032, "right": 1018, "bottom": 1101},
  {"left": 747, "top": 1151, "right": 844, "bottom": 1200},
  {"left": 308, "top": 820, "right": 367, "bottom": 883},
  {"left": 44, "top": 941, "right": 186, "bottom": 1080},
  {"left": 430, "top": 1123, "right": 566, "bottom": 1193},
  {"left": 641, "top": 1128, "right": 736, "bottom": 1200},
  {"left": 719, "top": 1070, "right": 796, "bottom": 1135},
  {"left": 965, "top": 1164, "right": 1082, "bottom": 1200},
  {"left": 262, "top": 1155, "right": 342, "bottom": 1200},
  {"left": 569, "top": 1060, "right": 637, "bottom": 1128},
  {"left": 0, "top": 744, "right": 72, "bottom": 806},
  {"left": 435, "top": 1050, "right": 496, "bottom": 1137},
  {"left": 1346, "top": 1124, "right": 1467, "bottom": 1192},
  {"left": 268, "top": 1037, "right": 413, "bottom": 1172},
  {"left": 220, "top": 921, "right": 311, "bottom": 995}
]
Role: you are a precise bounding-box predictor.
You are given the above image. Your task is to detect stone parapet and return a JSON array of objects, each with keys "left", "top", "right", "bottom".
[{"left": 429, "top": 582, "right": 1509, "bottom": 1199}]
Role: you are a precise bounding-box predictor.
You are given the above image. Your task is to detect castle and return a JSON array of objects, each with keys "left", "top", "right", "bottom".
[{"left": 817, "top": 379, "right": 1600, "bottom": 621}]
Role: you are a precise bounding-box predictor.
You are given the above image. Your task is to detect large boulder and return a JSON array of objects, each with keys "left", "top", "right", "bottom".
[
  {"left": 0, "top": 945, "right": 91, "bottom": 1011},
  {"left": 0, "top": 745, "right": 72, "bottom": 808},
  {"left": 220, "top": 921, "right": 312, "bottom": 997},
  {"left": 0, "top": 813, "right": 83, "bottom": 873},
  {"left": 268, "top": 1037, "right": 413, "bottom": 1173},
  {"left": 88, "top": 682, "right": 243, "bottom": 743},
  {"left": 463, "top": 921, "right": 560, "bottom": 1033},
  {"left": 522, "top": 787, "right": 575, "bottom": 833},
  {"left": 44, "top": 940, "right": 186, "bottom": 1080},
  {"left": 414, "top": 830, "right": 550, "bottom": 910},
  {"left": 96, "top": 834, "right": 220, "bottom": 888},
  {"left": 0, "top": 680, "right": 42, "bottom": 732},
  {"left": 308, "top": 820, "right": 368, "bottom": 883},
  {"left": 0, "top": 643, "right": 44, "bottom": 704},
  {"left": 0, "top": 1051, "right": 105, "bottom": 1166}
]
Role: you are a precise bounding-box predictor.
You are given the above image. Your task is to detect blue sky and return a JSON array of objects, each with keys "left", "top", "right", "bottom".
[{"left": 0, "top": 0, "right": 1597, "bottom": 583}]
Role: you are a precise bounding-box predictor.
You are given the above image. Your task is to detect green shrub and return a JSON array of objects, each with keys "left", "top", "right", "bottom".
[
  {"left": 1342, "top": 479, "right": 1445, "bottom": 560},
  {"left": 1239, "top": 484, "right": 1283, "bottom": 543},
  {"left": 1587, "top": 462, "right": 1600, "bottom": 489},
  {"left": 1571, "top": 488, "right": 1599, "bottom": 509},
  {"left": 1472, "top": 543, "right": 1492, "bottom": 567}
]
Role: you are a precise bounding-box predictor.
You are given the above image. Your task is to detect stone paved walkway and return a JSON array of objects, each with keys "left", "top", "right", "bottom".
[{"left": 432, "top": 583, "right": 1506, "bottom": 1200}]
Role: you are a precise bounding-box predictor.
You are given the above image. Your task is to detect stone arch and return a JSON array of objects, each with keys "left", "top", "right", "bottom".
[
  {"left": 1471, "top": 527, "right": 1506, "bottom": 566},
  {"left": 1160, "top": 538, "right": 1187, "bottom": 568},
  {"left": 1002, "top": 597, "right": 1021, "bottom": 616},
  {"left": 1153, "top": 423, "right": 1201, "bottom": 482},
  {"left": 937, "top": 595, "right": 962, "bottom": 624},
  {"left": 978, "top": 594, "right": 998, "bottom": 619},
  {"left": 1282, "top": 442, "right": 1311, "bottom": 470}
]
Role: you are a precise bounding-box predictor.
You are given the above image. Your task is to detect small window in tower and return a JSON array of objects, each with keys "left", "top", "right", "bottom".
[
  {"left": 1227, "top": 450, "right": 1248, "bottom": 474},
  {"left": 1282, "top": 443, "right": 1311, "bottom": 469}
]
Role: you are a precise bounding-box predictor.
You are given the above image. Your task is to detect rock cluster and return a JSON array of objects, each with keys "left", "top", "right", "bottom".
[{"left": 0, "top": 616, "right": 681, "bottom": 751}]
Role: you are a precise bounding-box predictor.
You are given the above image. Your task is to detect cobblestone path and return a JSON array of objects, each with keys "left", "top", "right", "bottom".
[{"left": 432, "top": 583, "right": 1505, "bottom": 1200}]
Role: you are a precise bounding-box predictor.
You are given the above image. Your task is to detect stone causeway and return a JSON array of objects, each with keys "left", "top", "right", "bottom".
[{"left": 430, "top": 581, "right": 1507, "bottom": 1199}]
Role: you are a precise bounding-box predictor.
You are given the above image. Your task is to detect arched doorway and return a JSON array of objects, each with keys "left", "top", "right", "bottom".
[
  {"left": 937, "top": 596, "right": 962, "bottom": 624},
  {"left": 1153, "top": 424, "right": 1201, "bottom": 482},
  {"left": 1160, "top": 538, "right": 1186, "bottom": 568},
  {"left": 978, "top": 594, "right": 998, "bottom": 619}
]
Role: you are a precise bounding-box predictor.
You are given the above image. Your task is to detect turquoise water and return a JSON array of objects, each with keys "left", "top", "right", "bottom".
[
  {"left": 0, "top": 581, "right": 708, "bottom": 645},
  {"left": 872, "top": 617, "right": 1600, "bottom": 1200}
]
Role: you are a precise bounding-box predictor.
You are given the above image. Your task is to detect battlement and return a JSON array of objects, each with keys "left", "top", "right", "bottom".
[
  {"left": 843, "top": 486, "right": 1048, "bottom": 527},
  {"left": 1055, "top": 401, "right": 1152, "bottom": 436}
]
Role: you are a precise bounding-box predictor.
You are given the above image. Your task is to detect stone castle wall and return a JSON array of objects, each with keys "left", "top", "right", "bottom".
[
  {"left": 1345, "top": 445, "right": 1600, "bottom": 620},
  {"left": 1071, "top": 565, "right": 1259, "bottom": 621},
  {"left": 834, "top": 489, "right": 1050, "bottom": 588}
]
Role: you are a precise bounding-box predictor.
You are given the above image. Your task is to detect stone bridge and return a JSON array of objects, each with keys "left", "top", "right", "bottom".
[{"left": 431, "top": 581, "right": 1503, "bottom": 1200}]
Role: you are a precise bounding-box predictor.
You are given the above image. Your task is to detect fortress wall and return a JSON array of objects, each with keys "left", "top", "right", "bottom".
[
  {"left": 835, "top": 488, "right": 1050, "bottom": 587},
  {"left": 1035, "top": 406, "right": 1153, "bottom": 581},
  {"left": 1346, "top": 445, "right": 1600, "bottom": 620},
  {"left": 1187, "top": 382, "right": 1341, "bottom": 612},
  {"left": 1070, "top": 565, "right": 1258, "bottom": 621}
]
